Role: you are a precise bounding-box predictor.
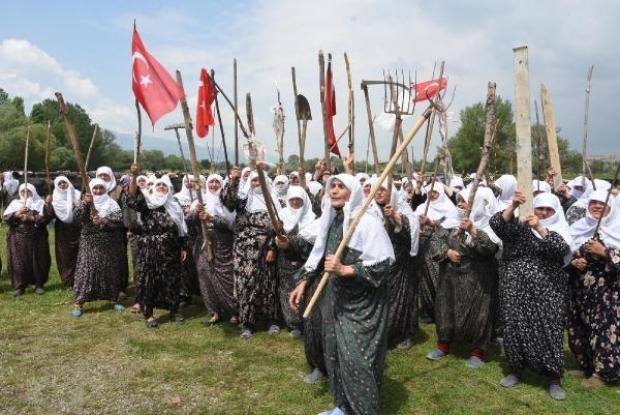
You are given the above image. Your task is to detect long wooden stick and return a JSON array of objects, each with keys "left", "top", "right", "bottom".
[
  {"left": 233, "top": 58, "right": 239, "bottom": 165},
  {"left": 319, "top": 51, "right": 330, "bottom": 171},
  {"left": 361, "top": 85, "right": 380, "bottom": 174},
  {"left": 45, "top": 120, "right": 52, "bottom": 195},
  {"left": 420, "top": 62, "right": 445, "bottom": 176},
  {"left": 176, "top": 70, "right": 213, "bottom": 260},
  {"left": 540, "top": 85, "right": 562, "bottom": 188},
  {"left": 134, "top": 99, "right": 142, "bottom": 164},
  {"left": 84, "top": 124, "right": 98, "bottom": 172},
  {"left": 303, "top": 105, "right": 432, "bottom": 319},
  {"left": 292, "top": 67, "right": 306, "bottom": 189},
  {"left": 344, "top": 52, "right": 354, "bottom": 157},
  {"left": 513, "top": 46, "right": 533, "bottom": 216},
  {"left": 23, "top": 123, "right": 30, "bottom": 193},
  {"left": 581, "top": 65, "right": 594, "bottom": 180},
  {"left": 55, "top": 93, "right": 89, "bottom": 194},
  {"left": 211, "top": 70, "right": 230, "bottom": 172}
]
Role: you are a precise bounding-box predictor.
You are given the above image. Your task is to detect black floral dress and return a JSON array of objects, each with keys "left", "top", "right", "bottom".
[
  {"left": 429, "top": 226, "right": 499, "bottom": 351},
  {"left": 73, "top": 204, "right": 126, "bottom": 304},
  {"left": 51, "top": 213, "right": 81, "bottom": 287},
  {"left": 221, "top": 181, "right": 278, "bottom": 329},
  {"left": 127, "top": 193, "right": 186, "bottom": 315},
  {"left": 489, "top": 213, "right": 569, "bottom": 377},
  {"left": 567, "top": 244, "right": 620, "bottom": 382}
]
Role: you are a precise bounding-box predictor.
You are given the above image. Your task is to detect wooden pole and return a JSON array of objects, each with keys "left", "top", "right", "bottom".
[
  {"left": 234, "top": 58, "right": 239, "bottom": 165},
  {"left": 23, "top": 123, "right": 30, "bottom": 191},
  {"left": 292, "top": 67, "right": 306, "bottom": 189},
  {"left": 540, "top": 84, "right": 562, "bottom": 189},
  {"left": 175, "top": 70, "right": 213, "bottom": 260},
  {"left": 581, "top": 65, "right": 594, "bottom": 180},
  {"left": 344, "top": 52, "right": 354, "bottom": 158},
  {"left": 55, "top": 93, "right": 89, "bottom": 194},
  {"left": 361, "top": 84, "right": 380, "bottom": 174},
  {"left": 134, "top": 99, "right": 142, "bottom": 164},
  {"left": 420, "top": 61, "right": 445, "bottom": 176},
  {"left": 319, "top": 51, "right": 330, "bottom": 171},
  {"left": 84, "top": 124, "right": 98, "bottom": 172},
  {"left": 533, "top": 100, "right": 545, "bottom": 185},
  {"left": 45, "top": 120, "right": 52, "bottom": 195},
  {"left": 211, "top": 70, "right": 230, "bottom": 172},
  {"left": 303, "top": 106, "right": 433, "bottom": 319},
  {"left": 513, "top": 46, "right": 533, "bottom": 215}
]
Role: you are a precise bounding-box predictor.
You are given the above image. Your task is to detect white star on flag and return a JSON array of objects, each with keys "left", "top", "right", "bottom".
[{"left": 140, "top": 74, "right": 153, "bottom": 87}]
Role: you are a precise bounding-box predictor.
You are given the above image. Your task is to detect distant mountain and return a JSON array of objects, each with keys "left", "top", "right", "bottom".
[{"left": 114, "top": 132, "right": 186, "bottom": 156}]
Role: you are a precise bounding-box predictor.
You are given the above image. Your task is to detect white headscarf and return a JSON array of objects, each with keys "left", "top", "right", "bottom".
[
  {"left": 307, "top": 180, "right": 323, "bottom": 197},
  {"left": 243, "top": 171, "right": 281, "bottom": 214},
  {"left": 3, "top": 183, "right": 45, "bottom": 218},
  {"left": 355, "top": 172, "right": 370, "bottom": 185},
  {"left": 174, "top": 175, "right": 196, "bottom": 207},
  {"left": 89, "top": 178, "right": 120, "bottom": 218},
  {"left": 273, "top": 175, "right": 289, "bottom": 199},
  {"left": 533, "top": 193, "right": 572, "bottom": 245},
  {"left": 95, "top": 166, "right": 117, "bottom": 193},
  {"left": 415, "top": 181, "right": 459, "bottom": 223},
  {"left": 450, "top": 176, "right": 464, "bottom": 191},
  {"left": 532, "top": 180, "right": 551, "bottom": 194},
  {"left": 368, "top": 176, "right": 420, "bottom": 256},
  {"left": 567, "top": 176, "right": 592, "bottom": 200},
  {"left": 2, "top": 171, "right": 19, "bottom": 196},
  {"left": 144, "top": 176, "right": 187, "bottom": 236},
  {"left": 304, "top": 174, "right": 395, "bottom": 272},
  {"left": 238, "top": 167, "right": 252, "bottom": 198},
  {"left": 280, "top": 185, "right": 316, "bottom": 233},
  {"left": 198, "top": 173, "right": 236, "bottom": 228},
  {"left": 569, "top": 189, "right": 620, "bottom": 251},
  {"left": 495, "top": 174, "right": 518, "bottom": 208},
  {"left": 52, "top": 176, "right": 81, "bottom": 224},
  {"left": 452, "top": 187, "right": 502, "bottom": 245}
]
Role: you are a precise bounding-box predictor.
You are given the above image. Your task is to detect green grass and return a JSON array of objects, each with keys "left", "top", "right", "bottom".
[{"left": 0, "top": 224, "right": 619, "bottom": 414}]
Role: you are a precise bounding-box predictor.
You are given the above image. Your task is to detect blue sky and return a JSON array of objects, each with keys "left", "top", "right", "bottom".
[{"left": 1, "top": 0, "right": 618, "bottom": 166}]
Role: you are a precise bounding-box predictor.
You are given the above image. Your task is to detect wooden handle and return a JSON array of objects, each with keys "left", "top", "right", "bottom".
[{"left": 303, "top": 105, "right": 432, "bottom": 319}]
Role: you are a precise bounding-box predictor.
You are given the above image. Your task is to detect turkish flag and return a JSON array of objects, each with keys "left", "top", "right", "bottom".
[
  {"left": 196, "top": 69, "right": 217, "bottom": 138},
  {"left": 412, "top": 78, "right": 448, "bottom": 102},
  {"left": 132, "top": 27, "right": 184, "bottom": 127},
  {"left": 324, "top": 60, "right": 341, "bottom": 157}
]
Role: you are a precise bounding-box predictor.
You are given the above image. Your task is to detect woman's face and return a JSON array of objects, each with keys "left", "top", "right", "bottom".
[
  {"left": 289, "top": 175, "right": 300, "bottom": 185},
  {"left": 137, "top": 178, "right": 146, "bottom": 189},
  {"left": 242, "top": 170, "right": 251, "bottom": 181},
  {"left": 534, "top": 206, "right": 555, "bottom": 220},
  {"left": 288, "top": 197, "right": 304, "bottom": 209},
  {"left": 430, "top": 190, "right": 440, "bottom": 201},
  {"left": 363, "top": 183, "right": 371, "bottom": 197},
  {"left": 375, "top": 187, "right": 389, "bottom": 205},
  {"left": 588, "top": 200, "right": 610, "bottom": 220},
  {"left": 155, "top": 182, "right": 168, "bottom": 194},
  {"left": 92, "top": 185, "right": 106, "bottom": 196},
  {"left": 330, "top": 179, "right": 351, "bottom": 208},
  {"left": 208, "top": 179, "right": 221, "bottom": 192},
  {"left": 97, "top": 173, "right": 111, "bottom": 182},
  {"left": 20, "top": 189, "right": 33, "bottom": 198},
  {"left": 250, "top": 177, "right": 260, "bottom": 189},
  {"left": 58, "top": 181, "right": 69, "bottom": 190},
  {"left": 457, "top": 196, "right": 468, "bottom": 210}
]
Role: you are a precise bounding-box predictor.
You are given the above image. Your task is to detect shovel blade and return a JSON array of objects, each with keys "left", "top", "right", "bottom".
[{"left": 296, "top": 94, "right": 312, "bottom": 121}]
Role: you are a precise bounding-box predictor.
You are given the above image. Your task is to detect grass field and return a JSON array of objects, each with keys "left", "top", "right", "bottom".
[{"left": 0, "top": 224, "right": 619, "bottom": 415}]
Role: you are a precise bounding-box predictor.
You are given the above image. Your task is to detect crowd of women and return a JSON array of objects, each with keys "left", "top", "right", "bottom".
[{"left": 2, "top": 159, "right": 619, "bottom": 413}]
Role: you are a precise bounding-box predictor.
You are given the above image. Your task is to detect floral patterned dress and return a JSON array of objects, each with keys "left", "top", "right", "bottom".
[
  {"left": 489, "top": 213, "right": 569, "bottom": 377},
  {"left": 567, "top": 244, "right": 620, "bottom": 382}
]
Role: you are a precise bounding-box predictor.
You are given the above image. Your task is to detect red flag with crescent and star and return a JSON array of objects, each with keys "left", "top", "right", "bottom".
[
  {"left": 195, "top": 69, "right": 216, "bottom": 138},
  {"left": 324, "top": 59, "right": 341, "bottom": 157},
  {"left": 412, "top": 78, "right": 448, "bottom": 102},
  {"left": 131, "top": 26, "right": 184, "bottom": 127}
]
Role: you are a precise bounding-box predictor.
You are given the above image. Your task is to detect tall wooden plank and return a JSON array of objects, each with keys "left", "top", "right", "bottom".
[
  {"left": 540, "top": 84, "right": 563, "bottom": 188},
  {"left": 513, "top": 46, "right": 533, "bottom": 215}
]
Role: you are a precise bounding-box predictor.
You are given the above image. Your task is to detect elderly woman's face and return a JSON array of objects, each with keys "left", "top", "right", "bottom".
[
  {"left": 588, "top": 200, "right": 610, "bottom": 220},
  {"left": 457, "top": 196, "right": 469, "bottom": 210},
  {"left": 155, "top": 182, "right": 168, "bottom": 194},
  {"left": 58, "top": 180, "right": 69, "bottom": 190},
  {"left": 330, "top": 179, "right": 351, "bottom": 208},
  {"left": 289, "top": 175, "right": 300, "bottom": 185},
  {"left": 208, "top": 179, "right": 221, "bottom": 192},
  {"left": 430, "top": 190, "right": 440, "bottom": 201},
  {"left": 92, "top": 185, "right": 106, "bottom": 196},
  {"left": 288, "top": 197, "right": 304, "bottom": 209},
  {"left": 137, "top": 178, "right": 147, "bottom": 189},
  {"left": 534, "top": 206, "right": 555, "bottom": 220},
  {"left": 250, "top": 177, "right": 260, "bottom": 189},
  {"left": 97, "top": 173, "right": 111, "bottom": 182},
  {"left": 375, "top": 187, "right": 389, "bottom": 205},
  {"left": 20, "top": 189, "right": 33, "bottom": 198}
]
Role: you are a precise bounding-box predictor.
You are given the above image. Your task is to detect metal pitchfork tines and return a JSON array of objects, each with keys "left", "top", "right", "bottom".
[{"left": 382, "top": 69, "right": 416, "bottom": 116}]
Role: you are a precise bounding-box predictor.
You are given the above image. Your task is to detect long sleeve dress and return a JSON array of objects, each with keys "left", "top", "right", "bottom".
[
  {"left": 51, "top": 210, "right": 81, "bottom": 288},
  {"left": 5, "top": 206, "right": 52, "bottom": 290},
  {"left": 567, "top": 244, "right": 620, "bottom": 382},
  {"left": 301, "top": 211, "right": 391, "bottom": 415},
  {"left": 489, "top": 213, "right": 569, "bottom": 377},
  {"left": 126, "top": 193, "right": 186, "bottom": 315},
  {"left": 221, "top": 180, "right": 278, "bottom": 329},
  {"left": 386, "top": 215, "right": 419, "bottom": 347},
  {"left": 187, "top": 210, "right": 236, "bottom": 318},
  {"left": 429, "top": 226, "right": 499, "bottom": 351},
  {"left": 72, "top": 204, "right": 126, "bottom": 304}
]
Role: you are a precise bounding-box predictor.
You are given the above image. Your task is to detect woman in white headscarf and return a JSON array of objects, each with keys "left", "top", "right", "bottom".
[
  {"left": 221, "top": 167, "right": 280, "bottom": 339},
  {"left": 567, "top": 189, "right": 620, "bottom": 386},
  {"left": 273, "top": 174, "right": 289, "bottom": 207},
  {"left": 127, "top": 172, "right": 188, "bottom": 328},
  {"left": 367, "top": 176, "right": 420, "bottom": 350},
  {"left": 489, "top": 189, "right": 571, "bottom": 400},
  {"left": 173, "top": 174, "right": 196, "bottom": 209},
  {"left": 3, "top": 183, "right": 52, "bottom": 296},
  {"left": 426, "top": 187, "right": 501, "bottom": 368},
  {"left": 72, "top": 179, "right": 126, "bottom": 317},
  {"left": 50, "top": 176, "right": 82, "bottom": 287},
  {"left": 288, "top": 173, "right": 394, "bottom": 415},
  {"left": 189, "top": 173, "right": 238, "bottom": 325},
  {"left": 565, "top": 176, "right": 594, "bottom": 225},
  {"left": 273, "top": 185, "right": 316, "bottom": 338},
  {"left": 415, "top": 181, "right": 459, "bottom": 322},
  {"left": 494, "top": 174, "right": 518, "bottom": 209}
]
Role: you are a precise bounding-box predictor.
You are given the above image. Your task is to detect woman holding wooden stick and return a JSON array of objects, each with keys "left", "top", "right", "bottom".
[{"left": 289, "top": 174, "right": 394, "bottom": 415}]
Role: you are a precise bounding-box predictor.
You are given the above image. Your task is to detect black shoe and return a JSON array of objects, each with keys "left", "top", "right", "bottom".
[
  {"left": 11, "top": 289, "right": 24, "bottom": 297},
  {"left": 174, "top": 313, "right": 185, "bottom": 323}
]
